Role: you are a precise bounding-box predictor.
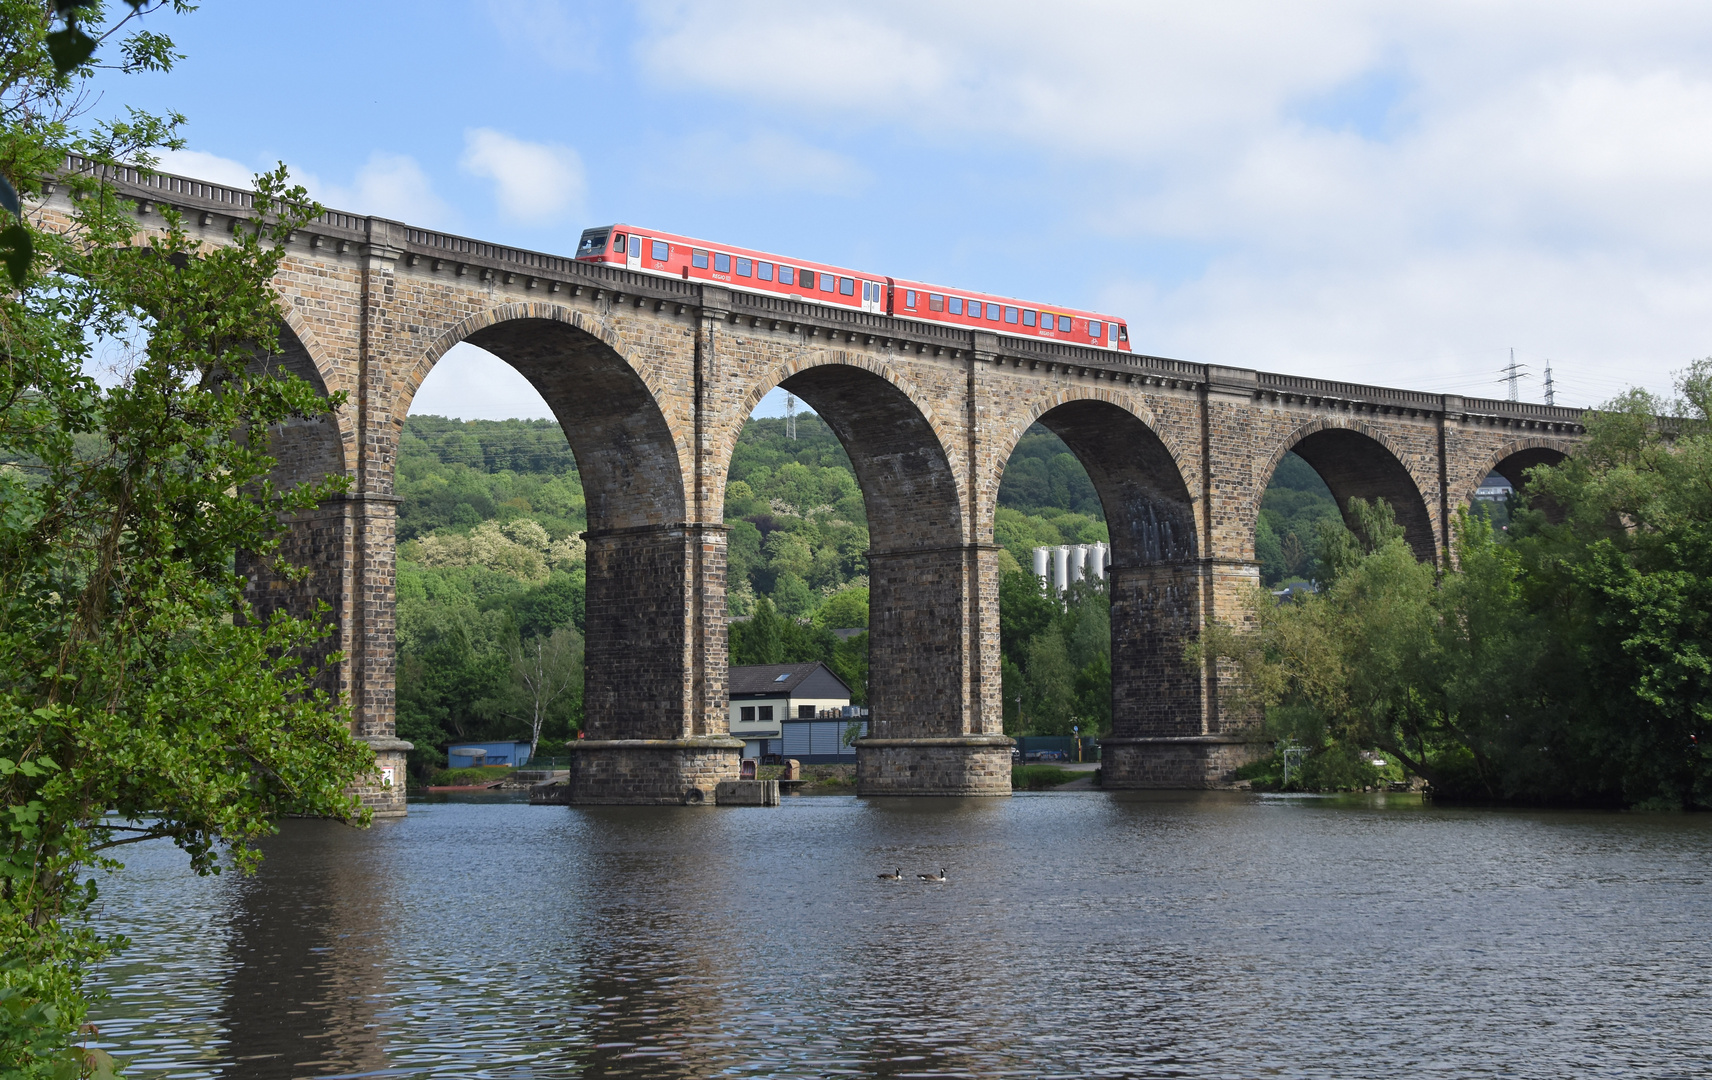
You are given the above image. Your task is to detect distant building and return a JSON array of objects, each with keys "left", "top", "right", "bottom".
[
  {"left": 448, "top": 740, "right": 533, "bottom": 769},
  {"left": 729, "top": 661, "right": 864, "bottom": 762},
  {"left": 1474, "top": 472, "right": 1515, "bottom": 502}
]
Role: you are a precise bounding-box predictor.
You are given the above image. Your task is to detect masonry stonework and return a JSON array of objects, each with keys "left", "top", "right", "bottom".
[{"left": 47, "top": 164, "right": 1589, "bottom": 806}]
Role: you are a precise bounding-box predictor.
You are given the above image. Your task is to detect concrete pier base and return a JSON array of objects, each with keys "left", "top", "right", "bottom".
[
  {"left": 855, "top": 736, "right": 1014, "bottom": 796},
  {"left": 356, "top": 736, "right": 413, "bottom": 817},
  {"left": 565, "top": 737, "right": 744, "bottom": 805},
  {"left": 1100, "top": 735, "right": 1269, "bottom": 789}
]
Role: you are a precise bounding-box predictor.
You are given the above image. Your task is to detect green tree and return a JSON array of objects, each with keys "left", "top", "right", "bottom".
[{"left": 0, "top": 4, "right": 375, "bottom": 1072}]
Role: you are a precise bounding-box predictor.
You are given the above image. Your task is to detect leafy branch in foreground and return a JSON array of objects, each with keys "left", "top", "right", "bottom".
[{"left": 1, "top": 4, "right": 375, "bottom": 1075}]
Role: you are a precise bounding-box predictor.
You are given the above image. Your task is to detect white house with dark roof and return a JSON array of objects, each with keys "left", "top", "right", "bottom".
[{"left": 728, "top": 661, "right": 864, "bottom": 762}]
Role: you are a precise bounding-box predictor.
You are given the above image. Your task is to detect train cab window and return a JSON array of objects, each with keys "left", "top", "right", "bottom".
[
  {"left": 576, "top": 229, "right": 610, "bottom": 257},
  {"left": 1004, "top": 306, "right": 1018, "bottom": 324},
  {"left": 929, "top": 293, "right": 945, "bottom": 312},
  {"left": 840, "top": 276, "right": 855, "bottom": 295},
  {"left": 1022, "top": 309, "right": 1036, "bottom": 326},
  {"left": 949, "top": 297, "right": 963, "bottom": 315},
  {"left": 692, "top": 248, "right": 709, "bottom": 269},
  {"left": 1089, "top": 321, "right": 1102, "bottom": 339},
  {"left": 1059, "top": 314, "right": 1073, "bottom": 332},
  {"left": 905, "top": 290, "right": 917, "bottom": 308},
  {"left": 968, "top": 300, "right": 982, "bottom": 319},
  {"left": 736, "top": 257, "right": 752, "bottom": 277},
  {"left": 821, "top": 274, "right": 835, "bottom": 293},
  {"left": 779, "top": 265, "right": 795, "bottom": 286},
  {"left": 715, "top": 252, "right": 731, "bottom": 273},
  {"left": 800, "top": 269, "right": 815, "bottom": 290},
  {"left": 613, "top": 233, "right": 627, "bottom": 254},
  {"left": 1118, "top": 325, "right": 1129, "bottom": 342},
  {"left": 651, "top": 239, "right": 669, "bottom": 262},
  {"left": 758, "top": 261, "right": 774, "bottom": 281}
]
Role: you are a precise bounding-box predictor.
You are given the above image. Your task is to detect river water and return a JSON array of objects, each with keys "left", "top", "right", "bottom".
[{"left": 88, "top": 791, "right": 1711, "bottom": 1079}]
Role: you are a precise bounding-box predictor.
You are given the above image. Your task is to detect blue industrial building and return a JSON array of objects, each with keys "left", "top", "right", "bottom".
[{"left": 448, "top": 740, "right": 533, "bottom": 769}]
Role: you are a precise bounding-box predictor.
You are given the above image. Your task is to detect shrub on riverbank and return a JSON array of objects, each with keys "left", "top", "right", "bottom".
[
  {"left": 1201, "top": 364, "right": 1712, "bottom": 809},
  {"left": 1012, "top": 765, "right": 1084, "bottom": 790}
]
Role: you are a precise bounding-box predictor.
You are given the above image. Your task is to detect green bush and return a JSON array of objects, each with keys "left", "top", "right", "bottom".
[
  {"left": 425, "top": 765, "right": 512, "bottom": 787},
  {"left": 1011, "top": 765, "right": 1082, "bottom": 789}
]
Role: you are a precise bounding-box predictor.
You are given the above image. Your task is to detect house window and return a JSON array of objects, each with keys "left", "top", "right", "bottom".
[
  {"left": 741, "top": 706, "right": 755, "bottom": 722},
  {"left": 759, "top": 705, "right": 774, "bottom": 722},
  {"left": 798, "top": 704, "right": 815, "bottom": 719}
]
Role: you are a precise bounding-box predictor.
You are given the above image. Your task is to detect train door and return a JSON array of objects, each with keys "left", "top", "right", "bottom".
[
  {"left": 862, "top": 280, "right": 884, "bottom": 314},
  {"left": 626, "top": 234, "right": 643, "bottom": 271}
]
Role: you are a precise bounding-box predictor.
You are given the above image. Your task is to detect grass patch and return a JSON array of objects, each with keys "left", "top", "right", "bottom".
[
  {"left": 427, "top": 765, "right": 512, "bottom": 787},
  {"left": 1012, "top": 764, "right": 1083, "bottom": 790}
]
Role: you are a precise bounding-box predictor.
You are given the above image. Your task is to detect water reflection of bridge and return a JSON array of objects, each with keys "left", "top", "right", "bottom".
[{"left": 45, "top": 163, "right": 1586, "bottom": 806}]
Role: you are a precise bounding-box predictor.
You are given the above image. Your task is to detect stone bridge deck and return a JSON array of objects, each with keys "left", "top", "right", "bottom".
[{"left": 45, "top": 158, "right": 1587, "bottom": 812}]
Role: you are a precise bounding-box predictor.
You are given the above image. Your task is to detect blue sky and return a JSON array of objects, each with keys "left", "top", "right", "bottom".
[{"left": 98, "top": 1, "right": 1712, "bottom": 417}]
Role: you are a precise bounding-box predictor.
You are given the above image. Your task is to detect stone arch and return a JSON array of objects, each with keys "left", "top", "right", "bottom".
[
  {"left": 986, "top": 387, "right": 1200, "bottom": 557},
  {"left": 1457, "top": 437, "right": 1575, "bottom": 510},
  {"left": 990, "top": 392, "right": 1204, "bottom": 767},
  {"left": 1263, "top": 419, "right": 1438, "bottom": 562},
  {"left": 719, "top": 349, "right": 979, "bottom": 769},
  {"left": 261, "top": 310, "right": 349, "bottom": 487},
  {"left": 718, "top": 348, "right": 964, "bottom": 530},
  {"left": 411, "top": 303, "right": 688, "bottom": 530}
]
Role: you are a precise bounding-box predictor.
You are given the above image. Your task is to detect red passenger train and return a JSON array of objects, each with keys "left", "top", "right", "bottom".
[{"left": 574, "top": 224, "right": 1131, "bottom": 353}]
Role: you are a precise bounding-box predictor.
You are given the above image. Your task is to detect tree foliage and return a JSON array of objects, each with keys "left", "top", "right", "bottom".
[
  {"left": 0, "top": 4, "right": 374, "bottom": 1073},
  {"left": 1204, "top": 363, "right": 1712, "bottom": 806}
]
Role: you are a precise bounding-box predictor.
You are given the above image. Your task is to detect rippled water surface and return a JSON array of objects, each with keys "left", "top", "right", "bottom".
[{"left": 89, "top": 792, "right": 1712, "bottom": 1078}]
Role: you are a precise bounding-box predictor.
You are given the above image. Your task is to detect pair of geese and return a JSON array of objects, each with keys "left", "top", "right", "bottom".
[{"left": 878, "top": 867, "right": 948, "bottom": 883}]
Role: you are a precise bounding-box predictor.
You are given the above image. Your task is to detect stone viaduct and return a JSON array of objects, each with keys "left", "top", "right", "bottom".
[{"left": 51, "top": 164, "right": 1588, "bottom": 814}]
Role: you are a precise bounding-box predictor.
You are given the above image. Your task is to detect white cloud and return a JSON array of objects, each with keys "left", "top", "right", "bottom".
[
  {"left": 409, "top": 342, "right": 556, "bottom": 421},
  {"left": 656, "top": 131, "right": 870, "bottom": 196},
  {"left": 636, "top": 0, "right": 1712, "bottom": 400},
  {"left": 156, "top": 149, "right": 258, "bottom": 189},
  {"left": 306, "top": 152, "right": 451, "bottom": 226},
  {"left": 460, "top": 128, "right": 585, "bottom": 223}
]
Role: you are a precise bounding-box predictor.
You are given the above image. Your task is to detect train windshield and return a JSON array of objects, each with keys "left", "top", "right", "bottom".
[{"left": 577, "top": 228, "right": 610, "bottom": 258}]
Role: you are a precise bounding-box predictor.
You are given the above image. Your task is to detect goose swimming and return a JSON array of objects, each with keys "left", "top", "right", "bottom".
[
  {"left": 918, "top": 869, "right": 948, "bottom": 883},
  {"left": 877, "top": 867, "right": 902, "bottom": 880}
]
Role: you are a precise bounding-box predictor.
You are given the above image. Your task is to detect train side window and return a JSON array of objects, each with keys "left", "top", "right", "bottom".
[
  {"left": 840, "top": 276, "right": 855, "bottom": 295},
  {"left": 988, "top": 303, "right": 1000, "bottom": 321},
  {"left": 736, "top": 257, "right": 752, "bottom": 277},
  {"left": 715, "top": 252, "right": 731, "bottom": 273},
  {"left": 779, "top": 265, "right": 795, "bottom": 286},
  {"left": 758, "top": 261, "right": 774, "bottom": 281},
  {"left": 692, "top": 248, "right": 709, "bottom": 269},
  {"left": 821, "top": 273, "right": 835, "bottom": 292},
  {"left": 949, "top": 297, "right": 963, "bottom": 315},
  {"left": 968, "top": 300, "right": 982, "bottom": 319},
  {"left": 1089, "top": 321, "right": 1102, "bottom": 338},
  {"left": 1004, "top": 306, "right": 1018, "bottom": 324},
  {"left": 929, "top": 293, "right": 945, "bottom": 311},
  {"left": 1059, "top": 314, "right": 1073, "bottom": 332},
  {"left": 801, "top": 269, "right": 816, "bottom": 290},
  {"left": 650, "top": 239, "right": 669, "bottom": 261},
  {"left": 1022, "top": 309, "right": 1035, "bottom": 326},
  {"left": 906, "top": 290, "right": 917, "bottom": 308},
  {"left": 614, "top": 233, "right": 626, "bottom": 254}
]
